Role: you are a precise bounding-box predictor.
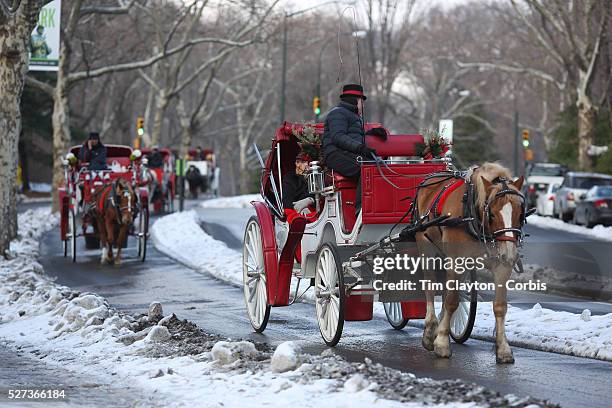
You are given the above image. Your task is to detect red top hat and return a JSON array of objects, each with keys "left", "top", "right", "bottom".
[{"left": 340, "top": 83, "right": 367, "bottom": 100}]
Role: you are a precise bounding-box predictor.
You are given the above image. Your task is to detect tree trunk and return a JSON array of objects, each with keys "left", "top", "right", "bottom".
[
  {"left": 0, "top": 1, "right": 43, "bottom": 255},
  {"left": 150, "top": 93, "right": 168, "bottom": 147},
  {"left": 238, "top": 137, "right": 251, "bottom": 194},
  {"left": 51, "top": 63, "right": 72, "bottom": 212},
  {"left": 576, "top": 92, "right": 597, "bottom": 171}
]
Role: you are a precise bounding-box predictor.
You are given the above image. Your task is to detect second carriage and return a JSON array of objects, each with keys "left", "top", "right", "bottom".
[
  {"left": 242, "top": 122, "right": 477, "bottom": 346},
  {"left": 58, "top": 144, "right": 150, "bottom": 263}
]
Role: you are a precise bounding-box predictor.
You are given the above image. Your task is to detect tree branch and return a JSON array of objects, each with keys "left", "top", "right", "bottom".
[
  {"left": 25, "top": 75, "right": 55, "bottom": 96},
  {"left": 80, "top": 0, "right": 137, "bottom": 16}
]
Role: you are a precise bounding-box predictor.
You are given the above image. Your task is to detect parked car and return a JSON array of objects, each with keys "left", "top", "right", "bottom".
[
  {"left": 554, "top": 172, "right": 612, "bottom": 221},
  {"left": 536, "top": 182, "right": 560, "bottom": 216},
  {"left": 573, "top": 186, "right": 612, "bottom": 227},
  {"left": 524, "top": 163, "right": 566, "bottom": 208}
]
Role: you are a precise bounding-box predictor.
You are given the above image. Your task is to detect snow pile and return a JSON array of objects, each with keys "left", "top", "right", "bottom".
[
  {"left": 29, "top": 182, "right": 53, "bottom": 193},
  {"left": 271, "top": 341, "right": 302, "bottom": 372},
  {"left": 528, "top": 215, "right": 612, "bottom": 241},
  {"left": 153, "top": 207, "right": 612, "bottom": 362},
  {"left": 200, "top": 193, "right": 262, "bottom": 209},
  {"left": 151, "top": 210, "right": 243, "bottom": 284}
]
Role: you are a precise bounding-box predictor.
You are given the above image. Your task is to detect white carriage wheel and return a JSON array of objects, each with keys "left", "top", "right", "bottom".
[
  {"left": 315, "top": 244, "right": 345, "bottom": 346},
  {"left": 383, "top": 302, "right": 409, "bottom": 330},
  {"left": 138, "top": 207, "right": 149, "bottom": 262},
  {"left": 434, "top": 270, "right": 477, "bottom": 344},
  {"left": 68, "top": 209, "right": 77, "bottom": 263},
  {"left": 242, "top": 217, "right": 270, "bottom": 333}
]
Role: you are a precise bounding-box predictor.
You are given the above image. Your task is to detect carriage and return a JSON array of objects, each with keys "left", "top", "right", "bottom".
[
  {"left": 141, "top": 147, "right": 176, "bottom": 213},
  {"left": 242, "top": 122, "right": 478, "bottom": 346},
  {"left": 185, "top": 148, "right": 219, "bottom": 198},
  {"left": 58, "top": 144, "right": 150, "bottom": 263}
]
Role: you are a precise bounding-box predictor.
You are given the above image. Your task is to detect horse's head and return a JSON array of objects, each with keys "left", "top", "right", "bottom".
[
  {"left": 114, "top": 179, "right": 136, "bottom": 225},
  {"left": 480, "top": 175, "right": 525, "bottom": 263}
]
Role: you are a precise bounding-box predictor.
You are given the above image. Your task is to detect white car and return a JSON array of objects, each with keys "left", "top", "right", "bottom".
[{"left": 536, "top": 183, "right": 560, "bottom": 216}]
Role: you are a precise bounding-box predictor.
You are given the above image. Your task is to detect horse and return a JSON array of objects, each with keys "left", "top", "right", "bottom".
[
  {"left": 414, "top": 162, "right": 526, "bottom": 364},
  {"left": 91, "top": 178, "right": 136, "bottom": 265},
  {"left": 185, "top": 165, "right": 207, "bottom": 198}
]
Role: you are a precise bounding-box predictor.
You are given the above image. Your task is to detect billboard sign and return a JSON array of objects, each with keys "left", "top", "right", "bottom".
[{"left": 29, "top": 0, "right": 61, "bottom": 71}]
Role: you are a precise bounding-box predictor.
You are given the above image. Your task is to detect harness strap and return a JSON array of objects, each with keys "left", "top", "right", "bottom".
[{"left": 432, "top": 178, "right": 465, "bottom": 217}]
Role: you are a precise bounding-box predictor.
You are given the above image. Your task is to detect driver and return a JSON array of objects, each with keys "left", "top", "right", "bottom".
[
  {"left": 323, "top": 84, "right": 386, "bottom": 212},
  {"left": 79, "top": 132, "right": 107, "bottom": 170},
  {"left": 146, "top": 146, "right": 164, "bottom": 168}
]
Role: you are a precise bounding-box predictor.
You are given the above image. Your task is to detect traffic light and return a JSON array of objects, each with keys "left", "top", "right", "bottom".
[
  {"left": 522, "top": 129, "right": 530, "bottom": 148},
  {"left": 313, "top": 96, "right": 321, "bottom": 116},
  {"left": 136, "top": 117, "right": 145, "bottom": 136}
]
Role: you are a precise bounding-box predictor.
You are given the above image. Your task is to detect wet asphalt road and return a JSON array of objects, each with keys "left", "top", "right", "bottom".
[{"left": 35, "top": 201, "right": 612, "bottom": 408}]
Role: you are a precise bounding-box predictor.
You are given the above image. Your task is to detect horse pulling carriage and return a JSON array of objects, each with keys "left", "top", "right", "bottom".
[
  {"left": 185, "top": 148, "right": 219, "bottom": 198},
  {"left": 58, "top": 145, "right": 150, "bottom": 264},
  {"left": 141, "top": 147, "right": 176, "bottom": 214},
  {"left": 243, "top": 122, "right": 532, "bottom": 363}
]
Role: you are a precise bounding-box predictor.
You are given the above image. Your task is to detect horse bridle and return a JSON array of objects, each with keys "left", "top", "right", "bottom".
[
  {"left": 109, "top": 180, "right": 135, "bottom": 225},
  {"left": 481, "top": 177, "right": 527, "bottom": 243}
]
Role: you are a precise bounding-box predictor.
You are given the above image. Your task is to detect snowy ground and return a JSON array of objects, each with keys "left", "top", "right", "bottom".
[
  {"left": 528, "top": 215, "right": 612, "bottom": 242},
  {"left": 200, "top": 194, "right": 262, "bottom": 209},
  {"left": 1, "top": 208, "right": 549, "bottom": 407},
  {"left": 154, "top": 196, "right": 612, "bottom": 362}
]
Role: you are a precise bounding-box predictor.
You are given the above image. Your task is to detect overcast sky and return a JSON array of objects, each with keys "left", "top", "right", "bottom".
[{"left": 282, "top": 0, "right": 473, "bottom": 14}]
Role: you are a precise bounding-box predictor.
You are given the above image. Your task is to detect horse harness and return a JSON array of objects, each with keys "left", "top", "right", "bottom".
[
  {"left": 97, "top": 180, "right": 135, "bottom": 226},
  {"left": 412, "top": 170, "right": 528, "bottom": 245}
]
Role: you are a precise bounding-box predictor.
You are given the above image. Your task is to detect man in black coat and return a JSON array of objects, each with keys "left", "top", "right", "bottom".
[
  {"left": 78, "top": 132, "right": 107, "bottom": 171},
  {"left": 323, "top": 84, "right": 386, "bottom": 211}
]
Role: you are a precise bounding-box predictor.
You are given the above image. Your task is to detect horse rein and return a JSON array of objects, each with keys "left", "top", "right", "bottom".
[{"left": 108, "top": 180, "right": 136, "bottom": 226}]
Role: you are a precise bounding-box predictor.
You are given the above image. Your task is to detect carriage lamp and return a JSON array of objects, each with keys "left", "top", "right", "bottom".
[{"left": 307, "top": 161, "right": 325, "bottom": 195}]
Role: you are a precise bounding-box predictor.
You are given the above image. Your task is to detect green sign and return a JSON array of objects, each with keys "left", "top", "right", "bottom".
[{"left": 176, "top": 159, "right": 186, "bottom": 177}]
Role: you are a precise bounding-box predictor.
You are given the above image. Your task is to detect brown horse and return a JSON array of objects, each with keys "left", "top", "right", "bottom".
[
  {"left": 91, "top": 178, "right": 136, "bottom": 265},
  {"left": 415, "top": 162, "right": 525, "bottom": 364}
]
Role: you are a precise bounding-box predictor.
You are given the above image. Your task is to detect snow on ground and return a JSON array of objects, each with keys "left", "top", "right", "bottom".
[
  {"left": 528, "top": 215, "right": 612, "bottom": 241},
  {"left": 200, "top": 194, "right": 262, "bottom": 209},
  {"left": 28, "top": 182, "right": 53, "bottom": 193},
  {"left": 152, "top": 198, "right": 612, "bottom": 362},
  {"left": 1, "top": 209, "right": 501, "bottom": 407}
]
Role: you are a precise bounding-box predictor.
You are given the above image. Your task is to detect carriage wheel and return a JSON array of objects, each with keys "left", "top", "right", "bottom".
[
  {"left": 68, "top": 209, "right": 77, "bottom": 263},
  {"left": 242, "top": 216, "right": 270, "bottom": 333},
  {"left": 383, "top": 302, "right": 409, "bottom": 330},
  {"left": 165, "top": 188, "right": 174, "bottom": 213},
  {"left": 435, "top": 270, "right": 477, "bottom": 344},
  {"left": 137, "top": 207, "right": 149, "bottom": 262},
  {"left": 315, "top": 243, "right": 345, "bottom": 346}
]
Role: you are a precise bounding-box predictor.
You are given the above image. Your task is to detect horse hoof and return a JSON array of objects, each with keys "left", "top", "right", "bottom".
[
  {"left": 422, "top": 337, "right": 434, "bottom": 351},
  {"left": 114, "top": 258, "right": 122, "bottom": 266},
  {"left": 433, "top": 337, "right": 451, "bottom": 358},
  {"left": 496, "top": 352, "right": 515, "bottom": 364}
]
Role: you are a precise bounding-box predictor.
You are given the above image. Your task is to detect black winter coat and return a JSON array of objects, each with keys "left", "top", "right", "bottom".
[
  {"left": 79, "top": 142, "right": 107, "bottom": 171},
  {"left": 322, "top": 101, "right": 365, "bottom": 158},
  {"left": 282, "top": 172, "right": 313, "bottom": 209}
]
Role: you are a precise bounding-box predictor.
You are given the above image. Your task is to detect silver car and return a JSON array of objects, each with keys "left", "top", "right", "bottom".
[{"left": 553, "top": 172, "right": 612, "bottom": 221}]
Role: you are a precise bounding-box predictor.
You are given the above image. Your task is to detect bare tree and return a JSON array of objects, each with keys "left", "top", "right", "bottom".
[
  {"left": 0, "top": 0, "right": 50, "bottom": 256},
  {"left": 458, "top": 0, "right": 609, "bottom": 170}
]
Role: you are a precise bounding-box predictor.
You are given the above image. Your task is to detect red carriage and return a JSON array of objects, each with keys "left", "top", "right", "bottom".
[
  {"left": 242, "top": 122, "right": 477, "bottom": 346},
  {"left": 58, "top": 145, "right": 150, "bottom": 263},
  {"left": 141, "top": 147, "right": 176, "bottom": 213}
]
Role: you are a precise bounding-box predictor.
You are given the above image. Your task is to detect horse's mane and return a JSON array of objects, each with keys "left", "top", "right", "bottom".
[{"left": 466, "top": 162, "right": 513, "bottom": 210}]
